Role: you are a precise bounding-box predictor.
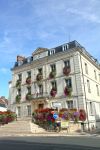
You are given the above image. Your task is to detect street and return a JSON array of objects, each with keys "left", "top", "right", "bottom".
[{"left": 0, "top": 136, "right": 100, "bottom": 150}]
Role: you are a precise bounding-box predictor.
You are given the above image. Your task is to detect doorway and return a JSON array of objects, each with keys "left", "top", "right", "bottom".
[{"left": 38, "top": 103, "right": 44, "bottom": 109}]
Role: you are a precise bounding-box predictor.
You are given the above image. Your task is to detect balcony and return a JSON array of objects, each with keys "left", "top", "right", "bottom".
[{"left": 32, "top": 92, "right": 49, "bottom": 100}]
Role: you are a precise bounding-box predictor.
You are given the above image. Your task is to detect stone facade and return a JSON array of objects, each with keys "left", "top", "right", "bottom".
[{"left": 9, "top": 41, "right": 100, "bottom": 129}]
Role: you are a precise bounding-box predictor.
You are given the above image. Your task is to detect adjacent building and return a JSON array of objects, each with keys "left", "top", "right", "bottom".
[
  {"left": 9, "top": 40, "right": 100, "bottom": 129},
  {"left": 0, "top": 96, "right": 8, "bottom": 111}
]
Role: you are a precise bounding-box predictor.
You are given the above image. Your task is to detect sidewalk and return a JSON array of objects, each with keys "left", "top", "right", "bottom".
[{"left": 0, "top": 130, "right": 92, "bottom": 137}]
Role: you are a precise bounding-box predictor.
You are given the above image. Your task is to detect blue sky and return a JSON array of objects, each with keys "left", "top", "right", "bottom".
[{"left": 0, "top": 0, "right": 100, "bottom": 98}]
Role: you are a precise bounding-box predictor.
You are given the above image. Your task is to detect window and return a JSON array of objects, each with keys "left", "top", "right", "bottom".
[
  {"left": 18, "top": 61, "right": 23, "bottom": 66},
  {"left": 38, "top": 84, "right": 43, "bottom": 94},
  {"left": 50, "top": 49, "right": 55, "bottom": 55},
  {"left": 87, "top": 80, "right": 91, "bottom": 93},
  {"left": 38, "top": 104, "right": 44, "bottom": 109},
  {"left": 51, "top": 64, "right": 56, "bottom": 71},
  {"left": 99, "top": 74, "right": 100, "bottom": 82},
  {"left": 96, "top": 85, "right": 99, "bottom": 96},
  {"left": 65, "top": 78, "right": 72, "bottom": 88},
  {"left": 38, "top": 68, "right": 42, "bottom": 74},
  {"left": 94, "top": 70, "right": 97, "bottom": 80},
  {"left": 64, "top": 60, "right": 70, "bottom": 68},
  {"left": 62, "top": 44, "right": 68, "bottom": 51},
  {"left": 17, "top": 88, "right": 21, "bottom": 96},
  {"left": 85, "top": 63, "right": 88, "bottom": 74},
  {"left": 67, "top": 101, "right": 73, "bottom": 109},
  {"left": 17, "top": 106, "right": 21, "bottom": 117},
  {"left": 27, "top": 105, "right": 31, "bottom": 116},
  {"left": 18, "top": 74, "right": 22, "bottom": 80},
  {"left": 89, "top": 102, "right": 94, "bottom": 115},
  {"left": 27, "top": 57, "right": 31, "bottom": 63},
  {"left": 27, "top": 86, "right": 31, "bottom": 94},
  {"left": 27, "top": 71, "right": 31, "bottom": 77},
  {"left": 51, "top": 81, "right": 57, "bottom": 89}
]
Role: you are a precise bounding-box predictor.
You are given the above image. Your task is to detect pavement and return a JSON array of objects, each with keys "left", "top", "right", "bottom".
[
  {"left": 0, "top": 130, "right": 100, "bottom": 138},
  {"left": 0, "top": 120, "right": 100, "bottom": 138}
]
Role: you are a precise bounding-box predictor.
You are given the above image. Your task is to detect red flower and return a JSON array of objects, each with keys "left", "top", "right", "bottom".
[
  {"left": 79, "top": 109, "right": 86, "bottom": 121},
  {"left": 50, "top": 88, "right": 57, "bottom": 97},
  {"left": 63, "top": 67, "right": 70, "bottom": 76}
]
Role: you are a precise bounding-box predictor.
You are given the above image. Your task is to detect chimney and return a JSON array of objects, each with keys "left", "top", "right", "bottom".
[{"left": 17, "top": 55, "right": 25, "bottom": 62}]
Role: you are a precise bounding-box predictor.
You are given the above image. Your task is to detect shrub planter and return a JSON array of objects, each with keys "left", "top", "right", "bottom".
[
  {"left": 16, "top": 95, "right": 21, "bottom": 103},
  {"left": 16, "top": 79, "right": 21, "bottom": 88},
  {"left": 36, "top": 73, "right": 43, "bottom": 81},
  {"left": 49, "top": 71, "right": 56, "bottom": 79}
]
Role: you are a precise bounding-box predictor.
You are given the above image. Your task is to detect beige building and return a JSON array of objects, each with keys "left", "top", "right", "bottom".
[{"left": 9, "top": 40, "right": 100, "bottom": 129}]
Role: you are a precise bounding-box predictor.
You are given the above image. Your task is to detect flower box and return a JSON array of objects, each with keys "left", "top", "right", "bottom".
[
  {"left": 63, "top": 67, "right": 70, "bottom": 76},
  {"left": 26, "top": 93, "right": 32, "bottom": 101},
  {"left": 16, "top": 95, "right": 21, "bottom": 103},
  {"left": 49, "top": 71, "right": 56, "bottom": 79},
  {"left": 64, "top": 86, "right": 72, "bottom": 97},
  {"left": 16, "top": 79, "right": 21, "bottom": 88},
  {"left": 36, "top": 73, "right": 43, "bottom": 81},
  {"left": 26, "top": 77, "right": 31, "bottom": 84},
  {"left": 50, "top": 88, "right": 57, "bottom": 97}
]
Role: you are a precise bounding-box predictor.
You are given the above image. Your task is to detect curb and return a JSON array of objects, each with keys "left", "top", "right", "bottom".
[{"left": 0, "top": 132, "right": 92, "bottom": 137}]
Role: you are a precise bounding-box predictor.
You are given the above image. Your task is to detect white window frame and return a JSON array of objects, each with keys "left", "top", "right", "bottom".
[
  {"left": 89, "top": 102, "right": 94, "bottom": 116},
  {"left": 85, "top": 63, "right": 88, "bottom": 74},
  {"left": 50, "top": 49, "right": 55, "bottom": 55},
  {"left": 94, "top": 70, "right": 97, "bottom": 80},
  {"left": 67, "top": 101, "right": 73, "bottom": 109},
  {"left": 87, "top": 80, "right": 91, "bottom": 93},
  {"left": 96, "top": 85, "right": 99, "bottom": 96},
  {"left": 62, "top": 44, "right": 68, "bottom": 51}
]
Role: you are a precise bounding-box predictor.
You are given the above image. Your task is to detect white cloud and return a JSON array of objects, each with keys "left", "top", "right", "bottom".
[
  {"left": 0, "top": 68, "right": 9, "bottom": 74},
  {"left": 66, "top": 8, "right": 100, "bottom": 24}
]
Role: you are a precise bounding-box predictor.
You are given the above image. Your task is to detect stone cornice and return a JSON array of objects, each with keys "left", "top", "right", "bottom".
[
  {"left": 77, "top": 47, "right": 100, "bottom": 70},
  {"left": 12, "top": 49, "right": 76, "bottom": 74},
  {"left": 12, "top": 46, "right": 100, "bottom": 74}
]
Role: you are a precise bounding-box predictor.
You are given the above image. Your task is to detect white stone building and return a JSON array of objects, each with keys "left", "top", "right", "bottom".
[{"left": 9, "top": 40, "right": 100, "bottom": 129}]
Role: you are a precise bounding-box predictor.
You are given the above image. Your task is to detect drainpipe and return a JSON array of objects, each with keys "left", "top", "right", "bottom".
[{"left": 79, "top": 51, "right": 89, "bottom": 131}]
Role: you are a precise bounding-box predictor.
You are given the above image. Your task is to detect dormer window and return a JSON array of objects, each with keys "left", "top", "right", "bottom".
[
  {"left": 50, "top": 49, "right": 55, "bottom": 55},
  {"left": 27, "top": 57, "right": 32, "bottom": 63},
  {"left": 18, "top": 61, "right": 23, "bottom": 66},
  {"left": 62, "top": 44, "right": 68, "bottom": 51}
]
